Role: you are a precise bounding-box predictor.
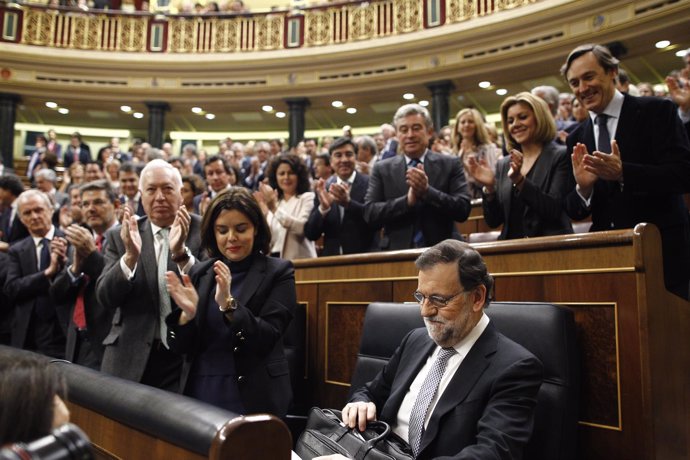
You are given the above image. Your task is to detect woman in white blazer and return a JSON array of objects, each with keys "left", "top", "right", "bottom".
[{"left": 255, "top": 154, "right": 317, "bottom": 260}]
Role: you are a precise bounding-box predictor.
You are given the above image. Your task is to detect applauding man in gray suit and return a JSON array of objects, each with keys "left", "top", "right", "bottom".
[
  {"left": 96, "top": 159, "right": 204, "bottom": 391},
  {"left": 364, "top": 104, "right": 471, "bottom": 250}
]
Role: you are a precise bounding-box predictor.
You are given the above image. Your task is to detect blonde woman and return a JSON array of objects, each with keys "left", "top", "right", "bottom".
[{"left": 451, "top": 108, "right": 499, "bottom": 198}]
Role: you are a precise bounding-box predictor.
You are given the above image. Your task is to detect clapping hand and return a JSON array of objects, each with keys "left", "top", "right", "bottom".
[{"left": 165, "top": 272, "right": 198, "bottom": 325}]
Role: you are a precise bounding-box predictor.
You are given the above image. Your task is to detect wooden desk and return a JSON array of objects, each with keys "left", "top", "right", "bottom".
[{"left": 293, "top": 223, "right": 690, "bottom": 460}]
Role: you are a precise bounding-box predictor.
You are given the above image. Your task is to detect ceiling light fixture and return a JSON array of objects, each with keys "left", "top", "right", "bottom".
[
  {"left": 276, "top": 111, "right": 286, "bottom": 118},
  {"left": 479, "top": 81, "right": 491, "bottom": 89},
  {"left": 655, "top": 40, "right": 670, "bottom": 49},
  {"left": 332, "top": 101, "right": 344, "bottom": 108},
  {"left": 191, "top": 107, "right": 203, "bottom": 114},
  {"left": 120, "top": 105, "right": 132, "bottom": 112},
  {"left": 262, "top": 105, "right": 274, "bottom": 112},
  {"left": 403, "top": 93, "right": 415, "bottom": 100},
  {"left": 496, "top": 88, "right": 508, "bottom": 96},
  {"left": 45, "top": 101, "right": 58, "bottom": 109},
  {"left": 676, "top": 49, "right": 688, "bottom": 57},
  {"left": 57, "top": 108, "right": 69, "bottom": 114},
  {"left": 205, "top": 113, "right": 216, "bottom": 120},
  {"left": 419, "top": 100, "right": 429, "bottom": 107},
  {"left": 346, "top": 107, "right": 357, "bottom": 114},
  {"left": 133, "top": 112, "right": 144, "bottom": 119}
]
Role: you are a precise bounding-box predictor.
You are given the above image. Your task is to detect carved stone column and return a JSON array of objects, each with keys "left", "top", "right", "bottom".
[
  {"left": 285, "top": 98, "right": 310, "bottom": 149},
  {"left": 145, "top": 101, "right": 170, "bottom": 148},
  {"left": 0, "top": 93, "right": 21, "bottom": 172},
  {"left": 425, "top": 80, "right": 455, "bottom": 133}
]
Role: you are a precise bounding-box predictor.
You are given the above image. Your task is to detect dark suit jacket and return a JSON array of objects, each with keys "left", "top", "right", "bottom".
[
  {"left": 166, "top": 255, "right": 296, "bottom": 417},
  {"left": 351, "top": 323, "right": 543, "bottom": 460},
  {"left": 4, "top": 231, "right": 68, "bottom": 356},
  {"left": 304, "top": 173, "right": 375, "bottom": 256},
  {"left": 50, "top": 238, "right": 112, "bottom": 366},
  {"left": 63, "top": 145, "right": 92, "bottom": 168},
  {"left": 95, "top": 215, "right": 203, "bottom": 382},
  {"left": 565, "top": 94, "right": 690, "bottom": 297},
  {"left": 364, "top": 150, "right": 471, "bottom": 250},
  {"left": 483, "top": 142, "right": 574, "bottom": 239},
  {"left": 0, "top": 208, "right": 29, "bottom": 244}
]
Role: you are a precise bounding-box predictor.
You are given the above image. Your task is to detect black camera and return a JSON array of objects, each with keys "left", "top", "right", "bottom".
[{"left": 0, "top": 424, "right": 92, "bottom": 460}]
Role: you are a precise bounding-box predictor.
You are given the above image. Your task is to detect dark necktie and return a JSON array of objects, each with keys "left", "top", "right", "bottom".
[
  {"left": 408, "top": 159, "right": 425, "bottom": 247},
  {"left": 408, "top": 158, "right": 420, "bottom": 169},
  {"left": 39, "top": 238, "right": 50, "bottom": 270},
  {"left": 596, "top": 114, "right": 611, "bottom": 153},
  {"left": 35, "top": 238, "right": 52, "bottom": 319},
  {"left": 408, "top": 347, "right": 457, "bottom": 456}
]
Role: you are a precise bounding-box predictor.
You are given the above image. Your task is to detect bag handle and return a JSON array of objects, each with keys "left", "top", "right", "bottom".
[{"left": 353, "top": 421, "right": 391, "bottom": 460}]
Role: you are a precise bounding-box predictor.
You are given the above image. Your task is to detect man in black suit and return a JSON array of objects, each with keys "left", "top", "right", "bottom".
[
  {"left": 63, "top": 132, "right": 91, "bottom": 169},
  {"left": 118, "top": 162, "right": 145, "bottom": 217},
  {"left": 0, "top": 174, "right": 28, "bottom": 249},
  {"left": 305, "top": 137, "right": 375, "bottom": 256},
  {"left": 193, "top": 155, "right": 235, "bottom": 214},
  {"left": 340, "top": 239, "right": 543, "bottom": 459},
  {"left": 364, "top": 104, "right": 471, "bottom": 250},
  {"left": 562, "top": 44, "right": 690, "bottom": 299},
  {"left": 50, "top": 180, "right": 120, "bottom": 369},
  {"left": 4, "top": 190, "right": 68, "bottom": 358},
  {"left": 96, "top": 159, "right": 203, "bottom": 391}
]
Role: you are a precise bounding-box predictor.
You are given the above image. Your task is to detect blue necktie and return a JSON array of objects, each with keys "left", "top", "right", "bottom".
[
  {"left": 596, "top": 114, "right": 611, "bottom": 153},
  {"left": 39, "top": 238, "right": 50, "bottom": 270}
]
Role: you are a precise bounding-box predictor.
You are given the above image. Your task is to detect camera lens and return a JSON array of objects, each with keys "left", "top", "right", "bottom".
[{"left": 0, "top": 424, "right": 92, "bottom": 460}]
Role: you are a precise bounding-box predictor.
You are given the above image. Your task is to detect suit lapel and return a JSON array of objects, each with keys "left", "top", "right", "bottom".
[
  {"left": 195, "top": 263, "right": 216, "bottom": 325},
  {"left": 615, "top": 95, "right": 638, "bottom": 162},
  {"left": 528, "top": 143, "right": 553, "bottom": 191},
  {"left": 384, "top": 337, "right": 437, "bottom": 419},
  {"left": 583, "top": 118, "right": 596, "bottom": 154},
  {"left": 236, "top": 256, "right": 266, "bottom": 313},
  {"left": 420, "top": 323, "right": 499, "bottom": 453},
  {"left": 389, "top": 156, "right": 409, "bottom": 198}
]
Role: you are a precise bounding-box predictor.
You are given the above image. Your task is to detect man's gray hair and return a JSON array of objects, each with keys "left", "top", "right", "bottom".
[
  {"left": 415, "top": 239, "right": 494, "bottom": 307},
  {"left": 34, "top": 168, "right": 57, "bottom": 184},
  {"left": 139, "top": 158, "right": 182, "bottom": 190},
  {"left": 16, "top": 189, "right": 52, "bottom": 211},
  {"left": 393, "top": 104, "right": 434, "bottom": 130},
  {"left": 531, "top": 86, "right": 559, "bottom": 116}
]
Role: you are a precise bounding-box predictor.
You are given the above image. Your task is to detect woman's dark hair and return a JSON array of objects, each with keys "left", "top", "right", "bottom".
[
  {"left": 201, "top": 187, "right": 271, "bottom": 257},
  {"left": 266, "top": 154, "right": 311, "bottom": 199},
  {"left": 182, "top": 174, "right": 205, "bottom": 196},
  {"left": 0, "top": 350, "right": 67, "bottom": 445}
]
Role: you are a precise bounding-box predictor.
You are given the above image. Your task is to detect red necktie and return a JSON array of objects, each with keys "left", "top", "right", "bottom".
[{"left": 72, "top": 235, "right": 103, "bottom": 330}]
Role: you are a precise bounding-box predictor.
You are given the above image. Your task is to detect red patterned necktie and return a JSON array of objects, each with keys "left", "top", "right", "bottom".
[{"left": 72, "top": 234, "right": 103, "bottom": 330}]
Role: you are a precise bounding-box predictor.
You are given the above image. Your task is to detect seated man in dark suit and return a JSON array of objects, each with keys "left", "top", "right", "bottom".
[
  {"left": 50, "top": 180, "right": 120, "bottom": 369},
  {"left": 562, "top": 44, "right": 690, "bottom": 299},
  {"left": 327, "top": 240, "right": 543, "bottom": 460},
  {"left": 4, "top": 190, "right": 68, "bottom": 358},
  {"left": 364, "top": 104, "right": 471, "bottom": 250},
  {"left": 305, "top": 137, "right": 376, "bottom": 256}
]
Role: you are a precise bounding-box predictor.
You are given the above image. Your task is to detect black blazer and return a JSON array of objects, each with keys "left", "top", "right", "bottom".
[
  {"left": 0, "top": 209, "right": 29, "bottom": 244},
  {"left": 304, "top": 173, "right": 375, "bottom": 256},
  {"left": 483, "top": 142, "right": 574, "bottom": 239},
  {"left": 565, "top": 94, "right": 690, "bottom": 297},
  {"left": 4, "top": 231, "right": 68, "bottom": 355},
  {"left": 50, "top": 237, "right": 113, "bottom": 366},
  {"left": 63, "top": 145, "right": 92, "bottom": 168},
  {"left": 364, "top": 150, "right": 471, "bottom": 250},
  {"left": 166, "top": 255, "right": 296, "bottom": 417},
  {"left": 350, "top": 323, "right": 543, "bottom": 460},
  {"left": 95, "top": 215, "right": 203, "bottom": 382}
]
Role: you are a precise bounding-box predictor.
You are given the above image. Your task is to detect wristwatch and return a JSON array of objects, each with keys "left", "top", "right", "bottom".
[
  {"left": 171, "top": 246, "right": 192, "bottom": 263},
  {"left": 219, "top": 295, "right": 239, "bottom": 312}
]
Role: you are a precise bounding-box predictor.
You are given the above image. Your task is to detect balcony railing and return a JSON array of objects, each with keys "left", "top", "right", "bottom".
[{"left": 0, "top": 0, "right": 537, "bottom": 53}]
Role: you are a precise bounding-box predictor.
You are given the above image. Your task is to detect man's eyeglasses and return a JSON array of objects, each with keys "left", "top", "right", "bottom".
[{"left": 413, "top": 290, "right": 467, "bottom": 309}]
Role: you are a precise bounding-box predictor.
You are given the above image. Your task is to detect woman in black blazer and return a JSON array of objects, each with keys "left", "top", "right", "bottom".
[
  {"left": 467, "top": 92, "right": 574, "bottom": 239},
  {"left": 165, "top": 188, "right": 296, "bottom": 417}
]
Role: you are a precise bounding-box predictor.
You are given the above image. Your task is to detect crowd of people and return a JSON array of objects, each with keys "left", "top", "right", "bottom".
[{"left": 1, "top": 42, "right": 690, "bottom": 458}]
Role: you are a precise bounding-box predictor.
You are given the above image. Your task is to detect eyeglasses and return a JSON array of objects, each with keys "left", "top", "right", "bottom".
[{"left": 413, "top": 290, "right": 467, "bottom": 309}]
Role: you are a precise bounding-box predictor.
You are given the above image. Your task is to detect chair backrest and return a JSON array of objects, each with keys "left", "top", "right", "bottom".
[
  {"left": 349, "top": 301, "right": 579, "bottom": 460},
  {"left": 284, "top": 301, "right": 308, "bottom": 415}
]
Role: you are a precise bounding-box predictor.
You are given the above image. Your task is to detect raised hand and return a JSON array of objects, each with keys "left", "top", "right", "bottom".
[
  {"left": 571, "top": 142, "right": 598, "bottom": 198},
  {"left": 169, "top": 206, "right": 191, "bottom": 257},
  {"left": 406, "top": 163, "right": 429, "bottom": 198},
  {"left": 508, "top": 149, "right": 524, "bottom": 184},
  {"left": 121, "top": 207, "right": 141, "bottom": 270},
  {"left": 165, "top": 271, "right": 198, "bottom": 325},
  {"left": 328, "top": 182, "right": 350, "bottom": 207},
  {"left": 213, "top": 260, "right": 233, "bottom": 310},
  {"left": 582, "top": 139, "right": 623, "bottom": 182},
  {"left": 465, "top": 156, "right": 496, "bottom": 189},
  {"left": 314, "top": 179, "right": 332, "bottom": 211},
  {"left": 257, "top": 182, "right": 278, "bottom": 212}
]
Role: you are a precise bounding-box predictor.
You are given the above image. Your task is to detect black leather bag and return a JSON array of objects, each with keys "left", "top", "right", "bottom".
[{"left": 295, "top": 407, "right": 414, "bottom": 460}]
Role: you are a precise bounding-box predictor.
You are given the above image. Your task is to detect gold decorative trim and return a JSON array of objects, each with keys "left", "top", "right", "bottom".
[
  {"left": 556, "top": 301, "right": 623, "bottom": 431},
  {"left": 297, "top": 267, "right": 635, "bottom": 285},
  {"left": 324, "top": 301, "right": 371, "bottom": 387}
]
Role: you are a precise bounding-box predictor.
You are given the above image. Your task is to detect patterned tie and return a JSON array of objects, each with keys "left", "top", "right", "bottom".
[
  {"left": 408, "top": 347, "right": 457, "bottom": 457},
  {"left": 157, "top": 228, "right": 171, "bottom": 348},
  {"left": 72, "top": 234, "right": 104, "bottom": 331},
  {"left": 596, "top": 114, "right": 612, "bottom": 154}
]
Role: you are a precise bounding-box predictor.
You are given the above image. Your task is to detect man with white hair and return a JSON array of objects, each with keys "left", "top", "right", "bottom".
[
  {"left": 4, "top": 189, "right": 68, "bottom": 358},
  {"left": 96, "top": 159, "right": 204, "bottom": 390}
]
